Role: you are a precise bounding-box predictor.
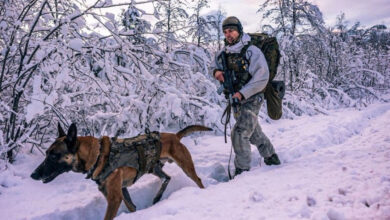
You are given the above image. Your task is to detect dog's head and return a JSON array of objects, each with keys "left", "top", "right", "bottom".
[{"left": 31, "top": 123, "right": 79, "bottom": 183}]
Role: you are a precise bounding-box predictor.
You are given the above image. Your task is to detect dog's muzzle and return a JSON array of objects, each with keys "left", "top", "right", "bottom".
[
  {"left": 31, "top": 162, "right": 45, "bottom": 181},
  {"left": 31, "top": 160, "right": 71, "bottom": 183}
]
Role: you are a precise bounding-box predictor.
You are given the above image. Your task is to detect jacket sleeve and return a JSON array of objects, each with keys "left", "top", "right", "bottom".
[
  {"left": 210, "top": 50, "right": 223, "bottom": 77},
  {"left": 239, "top": 45, "right": 269, "bottom": 99}
]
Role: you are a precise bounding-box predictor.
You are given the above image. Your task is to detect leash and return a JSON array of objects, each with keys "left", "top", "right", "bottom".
[
  {"left": 221, "top": 102, "right": 232, "bottom": 144},
  {"left": 221, "top": 102, "right": 234, "bottom": 180},
  {"left": 227, "top": 141, "right": 233, "bottom": 180}
]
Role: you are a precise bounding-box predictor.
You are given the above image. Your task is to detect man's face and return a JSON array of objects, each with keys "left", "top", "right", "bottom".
[{"left": 223, "top": 28, "right": 240, "bottom": 44}]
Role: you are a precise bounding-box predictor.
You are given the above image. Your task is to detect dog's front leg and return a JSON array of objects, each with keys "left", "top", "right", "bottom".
[
  {"left": 101, "top": 169, "right": 123, "bottom": 220},
  {"left": 152, "top": 162, "right": 171, "bottom": 204}
]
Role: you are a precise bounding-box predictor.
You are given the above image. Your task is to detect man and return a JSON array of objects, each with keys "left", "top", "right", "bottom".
[{"left": 212, "top": 16, "right": 280, "bottom": 177}]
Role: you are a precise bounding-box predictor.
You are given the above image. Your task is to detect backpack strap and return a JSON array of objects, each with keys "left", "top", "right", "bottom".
[
  {"left": 238, "top": 42, "right": 252, "bottom": 71},
  {"left": 240, "top": 43, "right": 251, "bottom": 64}
]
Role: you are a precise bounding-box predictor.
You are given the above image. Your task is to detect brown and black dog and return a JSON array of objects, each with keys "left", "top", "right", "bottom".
[{"left": 31, "top": 123, "right": 211, "bottom": 220}]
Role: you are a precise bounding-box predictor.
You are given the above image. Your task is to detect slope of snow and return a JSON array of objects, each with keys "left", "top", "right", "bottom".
[{"left": 1, "top": 103, "right": 389, "bottom": 220}]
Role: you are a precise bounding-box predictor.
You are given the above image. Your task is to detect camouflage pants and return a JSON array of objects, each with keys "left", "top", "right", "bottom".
[{"left": 232, "top": 93, "right": 275, "bottom": 170}]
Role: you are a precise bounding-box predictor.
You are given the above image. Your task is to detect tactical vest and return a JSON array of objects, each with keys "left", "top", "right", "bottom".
[
  {"left": 225, "top": 51, "right": 252, "bottom": 93},
  {"left": 92, "top": 131, "right": 162, "bottom": 184}
]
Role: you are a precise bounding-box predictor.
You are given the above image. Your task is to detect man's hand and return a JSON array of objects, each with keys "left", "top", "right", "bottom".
[
  {"left": 215, "top": 70, "right": 224, "bottom": 82},
  {"left": 232, "top": 92, "right": 243, "bottom": 101}
]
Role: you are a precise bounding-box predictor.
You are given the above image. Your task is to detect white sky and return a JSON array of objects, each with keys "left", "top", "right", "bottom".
[
  {"left": 89, "top": 0, "right": 390, "bottom": 34},
  {"left": 205, "top": 0, "right": 390, "bottom": 32}
]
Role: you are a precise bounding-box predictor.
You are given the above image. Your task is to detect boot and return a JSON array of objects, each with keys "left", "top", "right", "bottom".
[
  {"left": 234, "top": 168, "right": 249, "bottom": 177},
  {"left": 264, "top": 153, "right": 281, "bottom": 165}
]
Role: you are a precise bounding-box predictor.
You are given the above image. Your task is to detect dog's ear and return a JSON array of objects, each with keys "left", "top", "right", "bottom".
[
  {"left": 66, "top": 123, "right": 78, "bottom": 153},
  {"left": 58, "top": 122, "right": 66, "bottom": 137}
]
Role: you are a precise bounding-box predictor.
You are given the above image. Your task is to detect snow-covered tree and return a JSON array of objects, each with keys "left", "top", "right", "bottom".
[
  {"left": 154, "top": 0, "right": 188, "bottom": 52},
  {"left": 1, "top": 0, "right": 389, "bottom": 166},
  {"left": 0, "top": 0, "right": 223, "bottom": 164},
  {"left": 258, "top": 0, "right": 325, "bottom": 91},
  {"left": 0, "top": 0, "right": 94, "bottom": 162},
  {"left": 206, "top": 8, "right": 226, "bottom": 51},
  {"left": 257, "top": 1, "right": 389, "bottom": 117},
  {"left": 122, "top": 2, "right": 152, "bottom": 44},
  {"left": 187, "top": 0, "right": 212, "bottom": 47},
  {"left": 258, "top": 0, "right": 325, "bottom": 36}
]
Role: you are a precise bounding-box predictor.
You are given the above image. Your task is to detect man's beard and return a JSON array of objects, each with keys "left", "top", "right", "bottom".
[{"left": 226, "top": 34, "right": 241, "bottom": 46}]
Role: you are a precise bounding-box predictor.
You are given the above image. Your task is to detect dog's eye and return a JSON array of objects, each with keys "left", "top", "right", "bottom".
[{"left": 49, "top": 154, "right": 58, "bottom": 161}]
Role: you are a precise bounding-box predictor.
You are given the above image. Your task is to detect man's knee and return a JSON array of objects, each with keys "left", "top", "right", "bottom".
[
  {"left": 232, "top": 130, "right": 251, "bottom": 152},
  {"left": 232, "top": 121, "right": 253, "bottom": 139}
]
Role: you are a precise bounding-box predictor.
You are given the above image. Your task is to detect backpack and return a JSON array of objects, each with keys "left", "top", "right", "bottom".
[{"left": 243, "top": 33, "right": 285, "bottom": 120}]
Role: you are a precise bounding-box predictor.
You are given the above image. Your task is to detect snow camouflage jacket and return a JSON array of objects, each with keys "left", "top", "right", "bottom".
[
  {"left": 91, "top": 131, "right": 162, "bottom": 184},
  {"left": 211, "top": 33, "right": 270, "bottom": 99}
]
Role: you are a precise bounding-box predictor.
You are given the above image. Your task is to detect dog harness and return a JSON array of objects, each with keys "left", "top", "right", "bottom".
[{"left": 88, "top": 129, "right": 162, "bottom": 184}]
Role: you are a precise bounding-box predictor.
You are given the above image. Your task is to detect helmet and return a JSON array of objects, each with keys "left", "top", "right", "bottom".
[{"left": 222, "top": 16, "right": 243, "bottom": 34}]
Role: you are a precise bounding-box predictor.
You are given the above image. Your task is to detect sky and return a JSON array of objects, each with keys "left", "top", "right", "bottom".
[
  {"left": 87, "top": 0, "right": 390, "bottom": 35},
  {"left": 205, "top": 0, "right": 390, "bottom": 32}
]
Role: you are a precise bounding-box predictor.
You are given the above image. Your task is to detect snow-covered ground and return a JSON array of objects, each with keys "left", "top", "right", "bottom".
[{"left": 1, "top": 103, "right": 390, "bottom": 220}]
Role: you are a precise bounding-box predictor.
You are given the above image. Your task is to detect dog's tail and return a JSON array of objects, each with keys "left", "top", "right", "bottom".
[{"left": 176, "top": 125, "right": 213, "bottom": 140}]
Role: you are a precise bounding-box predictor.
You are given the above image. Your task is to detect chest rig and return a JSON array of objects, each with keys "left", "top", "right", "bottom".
[
  {"left": 225, "top": 45, "right": 252, "bottom": 93},
  {"left": 90, "top": 130, "right": 162, "bottom": 184}
]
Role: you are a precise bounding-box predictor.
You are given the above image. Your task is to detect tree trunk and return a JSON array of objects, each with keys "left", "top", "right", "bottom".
[{"left": 291, "top": 0, "right": 297, "bottom": 36}]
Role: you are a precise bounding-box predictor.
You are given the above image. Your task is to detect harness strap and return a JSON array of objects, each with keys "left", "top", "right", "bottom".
[
  {"left": 85, "top": 138, "right": 103, "bottom": 179},
  {"left": 154, "top": 133, "right": 162, "bottom": 166},
  {"left": 136, "top": 145, "right": 146, "bottom": 178}
]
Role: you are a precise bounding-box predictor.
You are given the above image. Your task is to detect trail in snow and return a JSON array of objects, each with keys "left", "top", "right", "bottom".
[{"left": 0, "top": 103, "right": 389, "bottom": 220}]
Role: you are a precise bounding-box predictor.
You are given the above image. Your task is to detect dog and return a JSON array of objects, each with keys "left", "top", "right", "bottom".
[{"left": 31, "top": 123, "right": 211, "bottom": 220}]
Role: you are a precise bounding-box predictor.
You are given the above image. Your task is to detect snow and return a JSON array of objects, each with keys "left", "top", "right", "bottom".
[
  {"left": 68, "top": 38, "right": 83, "bottom": 51},
  {"left": 160, "top": 93, "right": 183, "bottom": 117},
  {"left": 25, "top": 75, "right": 45, "bottom": 122},
  {"left": 105, "top": 12, "right": 116, "bottom": 22},
  {"left": 1, "top": 103, "right": 390, "bottom": 219}
]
